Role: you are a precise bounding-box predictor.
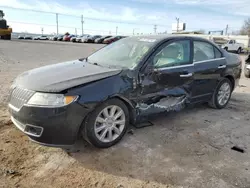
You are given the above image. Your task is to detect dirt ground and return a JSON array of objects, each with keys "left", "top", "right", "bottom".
[{"left": 0, "top": 40, "right": 250, "bottom": 188}]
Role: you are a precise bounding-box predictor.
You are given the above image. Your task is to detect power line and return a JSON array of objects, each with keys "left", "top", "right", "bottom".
[{"left": 1, "top": 6, "right": 171, "bottom": 27}]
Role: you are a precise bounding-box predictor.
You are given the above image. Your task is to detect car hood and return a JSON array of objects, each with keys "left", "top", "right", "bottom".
[{"left": 13, "top": 60, "right": 122, "bottom": 92}]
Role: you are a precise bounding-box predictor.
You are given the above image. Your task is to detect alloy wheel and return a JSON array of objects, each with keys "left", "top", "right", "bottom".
[
  {"left": 94, "top": 105, "right": 126, "bottom": 143},
  {"left": 217, "top": 82, "right": 231, "bottom": 106}
]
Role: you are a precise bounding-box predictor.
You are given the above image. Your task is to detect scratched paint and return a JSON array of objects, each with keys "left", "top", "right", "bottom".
[{"left": 137, "top": 95, "right": 186, "bottom": 116}]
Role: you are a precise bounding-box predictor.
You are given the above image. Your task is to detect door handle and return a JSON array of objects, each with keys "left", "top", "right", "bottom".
[
  {"left": 218, "top": 65, "right": 226, "bottom": 69},
  {"left": 180, "top": 73, "right": 193, "bottom": 77}
]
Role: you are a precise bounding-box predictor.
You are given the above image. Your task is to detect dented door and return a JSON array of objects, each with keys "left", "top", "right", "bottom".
[{"left": 137, "top": 39, "right": 193, "bottom": 117}]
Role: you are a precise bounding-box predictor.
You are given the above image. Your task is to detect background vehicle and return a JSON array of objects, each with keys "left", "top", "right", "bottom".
[
  {"left": 245, "top": 54, "right": 250, "bottom": 78},
  {"left": 82, "top": 35, "right": 92, "bottom": 43},
  {"left": 70, "top": 35, "right": 79, "bottom": 42},
  {"left": 103, "top": 36, "right": 122, "bottom": 44},
  {"left": 8, "top": 35, "right": 241, "bottom": 148},
  {"left": 75, "top": 34, "right": 88, "bottom": 42},
  {"left": 221, "top": 39, "right": 244, "bottom": 54},
  {"left": 57, "top": 35, "right": 64, "bottom": 41},
  {"left": 85, "top": 35, "right": 102, "bottom": 43},
  {"left": 63, "top": 34, "right": 76, "bottom": 41},
  {"left": 33, "top": 35, "right": 49, "bottom": 40},
  {"left": 51, "top": 35, "right": 62, "bottom": 41},
  {"left": 0, "top": 10, "right": 12, "bottom": 40},
  {"left": 18, "top": 36, "right": 24, "bottom": 39},
  {"left": 24, "top": 36, "right": 33, "bottom": 40},
  {"left": 95, "top": 36, "right": 112, "bottom": 43}
]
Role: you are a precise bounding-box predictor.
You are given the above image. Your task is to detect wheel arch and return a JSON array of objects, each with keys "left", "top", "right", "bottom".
[
  {"left": 111, "top": 95, "right": 137, "bottom": 125},
  {"left": 224, "top": 74, "right": 235, "bottom": 90},
  {"left": 76, "top": 95, "right": 137, "bottom": 142}
]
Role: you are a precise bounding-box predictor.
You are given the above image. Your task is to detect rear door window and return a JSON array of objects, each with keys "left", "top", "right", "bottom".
[
  {"left": 214, "top": 47, "right": 222, "bottom": 58},
  {"left": 193, "top": 41, "right": 215, "bottom": 62}
]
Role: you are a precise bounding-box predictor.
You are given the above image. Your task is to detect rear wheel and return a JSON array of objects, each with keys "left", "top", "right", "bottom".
[
  {"left": 224, "top": 47, "right": 228, "bottom": 51},
  {"left": 209, "top": 78, "right": 232, "bottom": 109},
  {"left": 82, "top": 99, "right": 129, "bottom": 148},
  {"left": 6, "top": 34, "right": 11, "bottom": 40},
  {"left": 245, "top": 68, "right": 250, "bottom": 78}
]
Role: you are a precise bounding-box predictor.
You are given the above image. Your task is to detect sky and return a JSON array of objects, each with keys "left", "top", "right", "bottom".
[{"left": 0, "top": 0, "right": 249, "bottom": 35}]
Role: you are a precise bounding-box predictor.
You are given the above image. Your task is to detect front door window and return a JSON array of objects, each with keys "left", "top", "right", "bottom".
[{"left": 153, "top": 40, "right": 191, "bottom": 69}]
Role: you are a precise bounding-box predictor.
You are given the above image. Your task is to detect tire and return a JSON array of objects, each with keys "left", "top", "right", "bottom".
[
  {"left": 237, "top": 47, "right": 242, "bottom": 54},
  {"left": 82, "top": 98, "right": 129, "bottom": 148},
  {"left": 224, "top": 47, "right": 228, "bottom": 51},
  {"left": 209, "top": 78, "right": 232, "bottom": 109},
  {"left": 6, "top": 34, "right": 11, "bottom": 40},
  {"left": 245, "top": 69, "right": 250, "bottom": 78}
]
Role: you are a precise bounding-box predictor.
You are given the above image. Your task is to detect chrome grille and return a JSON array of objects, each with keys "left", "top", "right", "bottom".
[{"left": 9, "top": 87, "right": 35, "bottom": 111}]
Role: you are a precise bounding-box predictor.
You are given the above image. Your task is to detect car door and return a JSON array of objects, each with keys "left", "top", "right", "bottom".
[
  {"left": 191, "top": 40, "right": 226, "bottom": 102},
  {"left": 137, "top": 39, "right": 194, "bottom": 117},
  {"left": 227, "top": 40, "right": 234, "bottom": 51}
]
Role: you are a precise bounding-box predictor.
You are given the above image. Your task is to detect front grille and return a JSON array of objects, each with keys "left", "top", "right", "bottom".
[{"left": 9, "top": 87, "right": 35, "bottom": 111}]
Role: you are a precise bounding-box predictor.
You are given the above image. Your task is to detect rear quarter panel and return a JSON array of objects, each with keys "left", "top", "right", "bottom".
[{"left": 223, "top": 51, "right": 242, "bottom": 87}]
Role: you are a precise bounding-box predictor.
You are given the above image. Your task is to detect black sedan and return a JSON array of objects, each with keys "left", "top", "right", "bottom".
[
  {"left": 94, "top": 36, "right": 112, "bottom": 43},
  {"left": 244, "top": 54, "right": 250, "bottom": 78},
  {"left": 18, "top": 36, "right": 24, "bottom": 39},
  {"left": 52, "top": 35, "right": 63, "bottom": 41},
  {"left": 85, "top": 35, "right": 102, "bottom": 43},
  {"left": 8, "top": 35, "right": 242, "bottom": 148},
  {"left": 24, "top": 36, "right": 33, "bottom": 40},
  {"left": 57, "top": 35, "right": 64, "bottom": 41}
]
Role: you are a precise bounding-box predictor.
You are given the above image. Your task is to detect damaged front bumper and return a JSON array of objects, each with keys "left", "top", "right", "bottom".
[{"left": 8, "top": 102, "right": 88, "bottom": 146}]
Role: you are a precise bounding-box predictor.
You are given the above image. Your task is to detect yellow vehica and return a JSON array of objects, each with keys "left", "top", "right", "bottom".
[{"left": 0, "top": 10, "right": 12, "bottom": 40}]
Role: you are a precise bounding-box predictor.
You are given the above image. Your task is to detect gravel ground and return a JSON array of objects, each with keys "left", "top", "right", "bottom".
[{"left": 0, "top": 40, "right": 250, "bottom": 188}]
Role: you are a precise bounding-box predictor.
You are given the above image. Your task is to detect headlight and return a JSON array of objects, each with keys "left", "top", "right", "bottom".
[{"left": 27, "top": 93, "right": 78, "bottom": 107}]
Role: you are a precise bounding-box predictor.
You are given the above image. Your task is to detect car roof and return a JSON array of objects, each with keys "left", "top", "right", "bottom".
[{"left": 129, "top": 34, "right": 211, "bottom": 43}]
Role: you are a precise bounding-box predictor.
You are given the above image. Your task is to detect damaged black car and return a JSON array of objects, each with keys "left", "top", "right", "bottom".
[{"left": 8, "top": 35, "right": 242, "bottom": 148}]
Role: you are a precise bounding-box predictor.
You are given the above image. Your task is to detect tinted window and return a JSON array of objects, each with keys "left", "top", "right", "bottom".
[
  {"left": 153, "top": 40, "right": 191, "bottom": 68},
  {"left": 229, "top": 40, "right": 233, "bottom": 44},
  {"left": 214, "top": 47, "right": 222, "bottom": 58},
  {"left": 193, "top": 41, "right": 215, "bottom": 62}
]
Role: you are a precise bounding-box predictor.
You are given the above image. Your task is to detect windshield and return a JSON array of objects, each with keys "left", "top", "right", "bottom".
[{"left": 87, "top": 37, "right": 156, "bottom": 69}]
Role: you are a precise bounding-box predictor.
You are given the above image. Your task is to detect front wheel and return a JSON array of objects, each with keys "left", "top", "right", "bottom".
[
  {"left": 237, "top": 48, "right": 242, "bottom": 54},
  {"left": 209, "top": 78, "right": 232, "bottom": 109},
  {"left": 82, "top": 99, "right": 129, "bottom": 148}
]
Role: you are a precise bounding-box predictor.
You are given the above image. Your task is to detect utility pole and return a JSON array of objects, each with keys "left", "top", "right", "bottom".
[
  {"left": 81, "top": 15, "right": 84, "bottom": 35},
  {"left": 225, "top": 24, "right": 229, "bottom": 35},
  {"left": 154, "top": 25, "right": 157, "bottom": 34},
  {"left": 176, "top": 17, "right": 180, "bottom": 32},
  {"left": 133, "top": 28, "right": 139, "bottom": 35},
  {"left": 116, "top": 26, "right": 118, "bottom": 35},
  {"left": 56, "top": 13, "right": 59, "bottom": 35}
]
